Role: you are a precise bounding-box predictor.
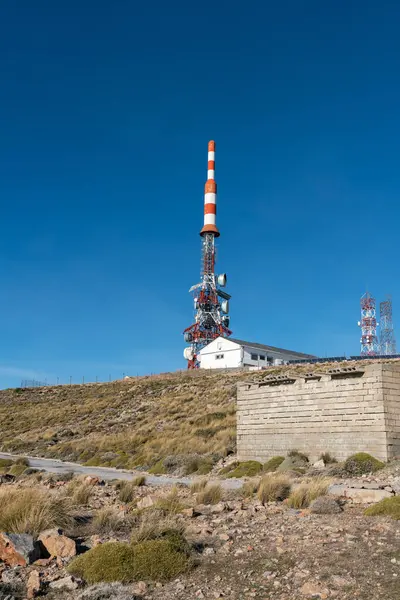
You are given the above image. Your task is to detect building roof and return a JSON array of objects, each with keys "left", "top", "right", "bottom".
[{"left": 228, "top": 338, "right": 316, "bottom": 359}]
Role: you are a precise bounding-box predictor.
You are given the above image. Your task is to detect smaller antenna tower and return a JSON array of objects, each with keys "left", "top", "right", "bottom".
[
  {"left": 358, "top": 291, "right": 379, "bottom": 356},
  {"left": 380, "top": 296, "right": 397, "bottom": 355}
]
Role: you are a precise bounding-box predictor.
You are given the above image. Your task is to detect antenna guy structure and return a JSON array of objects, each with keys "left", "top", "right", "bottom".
[
  {"left": 379, "top": 296, "right": 397, "bottom": 355},
  {"left": 183, "top": 141, "right": 232, "bottom": 369}
]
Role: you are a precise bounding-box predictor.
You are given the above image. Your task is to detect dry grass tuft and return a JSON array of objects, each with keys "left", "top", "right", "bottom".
[
  {"left": 257, "top": 474, "right": 291, "bottom": 504},
  {"left": 70, "top": 482, "right": 94, "bottom": 506},
  {"left": 155, "top": 487, "right": 185, "bottom": 514},
  {"left": 196, "top": 483, "right": 223, "bottom": 505},
  {"left": 189, "top": 478, "right": 208, "bottom": 493},
  {"left": 0, "top": 487, "right": 72, "bottom": 535},
  {"left": 287, "top": 477, "right": 331, "bottom": 509},
  {"left": 241, "top": 479, "right": 260, "bottom": 498},
  {"left": 92, "top": 507, "right": 127, "bottom": 534},
  {"left": 118, "top": 478, "right": 145, "bottom": 504},
  {"left": 130, "top": 508, "right": 184, "bottom": 544}
]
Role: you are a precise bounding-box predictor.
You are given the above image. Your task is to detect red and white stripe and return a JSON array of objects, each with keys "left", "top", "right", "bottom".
[{"left": 200, "top": 140, "right": 220, "bottom": 237}]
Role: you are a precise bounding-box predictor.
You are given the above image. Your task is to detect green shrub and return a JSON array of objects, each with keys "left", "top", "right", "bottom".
[
  {"left": 149, "top": 460, "right": 166, "bottom": 475},
  {"left": 68, "top": 543, "right": 136, "bottom": 583},
  {"left": 196, "top": 483, "right": 222, "bottom": 505},
  {"left": 286, "top": 477, "right": 331, "bottom": 509},
  {"left": 8, "top": 464, "right": 28, "bottom": 477},
  {"left": 263, "top": 456, "right": 285, "bottom": 472},
  {"left": 257, "top": 474, "right": 291, "bottom": 504},
  {"left": 364, "top": 496, "right": 400, "bottom": 520},
  {"left": 68, "top": 539, "right": 192, "bottom": 583},
  {"left": 15, "top": 456, "right": 29, "bottom": 467},
  {"left": 344, "top": 453, "right": 384, "bottom": 475},
  {"left": 0, "top": 458, "right": 14, "bottom": 470},
  {"left": 220, "top": 460, "right": 263, "bottom": 478}
]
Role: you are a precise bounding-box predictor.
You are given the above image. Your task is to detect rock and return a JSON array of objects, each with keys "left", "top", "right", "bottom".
[
  {"left": 331, "top": 575, "right": 352, "bottom": 587},
  {"left": 330, "top": 487, "right": 393, "bottom": 504},
  {"left": 27, "top": 570, "right": 41, "bottom": 599},
  {"left": 195, "top": 590, "right": 205, "bottom": 599},
  {"left": 310, "top": 496, "right": 342, "bottom": 514},
  {"left": 136, "top": 495, "right": 157, "bottom": 510},
  {"left": 301, "top": 581, "right": 329, "bottom": 598},
  {"left": 132, "top": 581, "right": 147, "bottom": 595},
  {"left": 277, "top": 455, "right": 308, "bottom": 472},
  {"left": 38, "top": 529, "right": 76, "bottom": 559},
  {"left": 49, "top": 575, "right": 79, "bottom": 590},
  {"left": 90, "top": 534, "right": 102, "bottom": 547},
  {"left": 219, "top": 533, "right": 230, "bottom": 541},
  {"left": 0, "top": 533, "right": 40, "bottom": 567},
  {"left": 84, "top": 476, "right": 101, "bottom": 486},
  {"left": 210, "top": 502, "right": 226, "bottom": 514},
  {"left": 182, "top": 507, "right": 195, "bottom": 518},
  {"left": 0, "top": 474, "right": 15, "bottom": 484},
  {"left": 313, "top": 459, "right": 325, "bottom": 470}
]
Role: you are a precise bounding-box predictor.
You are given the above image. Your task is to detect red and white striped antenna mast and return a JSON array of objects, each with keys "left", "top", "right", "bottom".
[{"left": 183, "top": 141, "right": 232, "bottom": 369}]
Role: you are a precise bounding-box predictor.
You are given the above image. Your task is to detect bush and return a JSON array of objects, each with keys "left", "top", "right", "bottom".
[
  {"left": 364, "top": 496, "right": 400, "bottom": 520},
  {"left": 196, "top": 483, "right": 223, "bottom": 505},
  {"left": 8, "top": 464, "right": 27, "bottom": 477},
  {"left": 118, "top": 481, "right": 139, "bottom": 503},
  {"left": 131, "top": 508, "right": 183, "bottom": 544},
  {"left": 149, "top": 460, "right": 166, "bottom": 475},
  {"left": 0, "top": 488, "right": 72, "bottom": 535},
  {"left": 155, "top": 487, "right": 184, "bottom": 514},
  {"left": 344, "top": 453, "right": 385, "bottom": 475},
  {"left": 287, "top": 477, "right": 331, "bottom": 509},
  {"left": 287, "top": 450, "right": 309, "bottom": 462},
  {"left": 241, "top": 479, "right": 260, "bottom": 498},
  {"left": 220, "top": 460, "right": 263, "bottom": 478},
  {"left": 71, "top": 483, "right": 94, "bottom": 506},
  {"left": 319, "top": 452, "right": 337, "bottom": 465},
  {"left": 15, "top": 456, "right": 29, "bottom": 467},
  {"left": 0, "top": 458, "right": 13, "bottom": 470},
  {"left": 190, "top": 478, "right": 208, "bottom": 493},
  {"left": 92, "top": 507, "right": 126, "bottom": 534},
  {"left": 263, "top": 456, "right": 285, "bottom": 472},
  {"left": 68, "top": 539, "right": 192, "bottom": 583},
  {"left": 257, "top": 474, "right": 291, "bottom": 504}
]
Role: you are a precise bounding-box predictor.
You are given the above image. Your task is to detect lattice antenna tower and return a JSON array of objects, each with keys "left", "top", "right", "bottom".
[
  {"left": 183, "top": 141, "right": 232, "bottom": 369},
  {"left": 380, "top": 296, "right": 397, "bottom": 355},
  {"left": 358, "top": 291, "right": 379, "bottom": 356}
]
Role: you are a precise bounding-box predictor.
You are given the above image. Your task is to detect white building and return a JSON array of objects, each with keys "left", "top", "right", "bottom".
[{"left": 198, "top": 337, "right": 315, "bottom": 369}]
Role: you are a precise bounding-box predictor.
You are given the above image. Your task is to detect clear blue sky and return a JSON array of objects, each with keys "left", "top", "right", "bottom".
[{"left": 1, "top": 1, "right": 399, "bottom": 388}]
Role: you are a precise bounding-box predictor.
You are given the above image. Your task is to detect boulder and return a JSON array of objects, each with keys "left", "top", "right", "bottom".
[
  {"left": 49, "top": 575, "right": 79, "bottom": 590},
  {"left": 38, "top": 529, "right": 76, "bottom": 559},
  {"left": 310, "top": 496, "right": 342, "bottom": 514},
  {"left": 277, "top": 455, "right": 308, "bottom": 472},
  {"left": 330, "top": 486, "right": 392, "bottom": 504},
  {"left": 0, "top": 533, "right": 40, "bottom": 567},
  {"left": 312, "top": 459, "right": 325, "bottom": 470},
  {"left": 27, "top": 570, "right": 41, "bottom": 599}
]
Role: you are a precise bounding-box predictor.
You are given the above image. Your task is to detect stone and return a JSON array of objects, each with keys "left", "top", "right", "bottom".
[
  {"left": 136, "top": 495, "right": 157, "bottom": 510},
  {"left": 182, "top": 507, "right": 194, "bottom": 518},
  {"left": 310, "top": 496, "right": 342, "bottom": 514},
  {"left": 210, "top": 502, "right": 226, "bottom": 514},
  {"left": 38, "top": 529, "right": 76, "bottom": 559},
  {"left": 313, "top": 459, "right": 325, "bottom": 470},
  {"left": 332, "top": 487, "right": 393, "bottom": 504},
  {"left": 132, "top": 581, "right": 147, "bottom": 595},
  {"left": 219, "top": 533, "right": 230, "bottom": 541},
  {"left": 27, "top": 570, "right": 41, "bottom": 599},
  {"left": 84, "top": 476, "right": 101, "bottom": 485},
  {"left": 49, "top": 575, "right": 79, "bottom": 590},
  {"left": 301, "top": 581, "right": 329, "bottom": 598},
  {"left": 0, "top": 533, "right": 40, "bottom": 567}
]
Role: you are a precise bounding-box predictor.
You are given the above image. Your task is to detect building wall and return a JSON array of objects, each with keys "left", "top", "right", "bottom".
[
  {"left": 237, "top": 362, "right": 400, "bottom": 462},
  {"left": 199, "top": 338, "right": 243, "bottom": 369}
]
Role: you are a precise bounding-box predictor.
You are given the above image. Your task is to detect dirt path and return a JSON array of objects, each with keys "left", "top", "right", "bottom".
[{"left": 0, "top": 452, "right": 243, "bottom": 489}]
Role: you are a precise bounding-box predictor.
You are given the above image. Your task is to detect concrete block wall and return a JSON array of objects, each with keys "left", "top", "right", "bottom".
[{"left": 237, "top": 363, "right": 400, "bottom": 463}]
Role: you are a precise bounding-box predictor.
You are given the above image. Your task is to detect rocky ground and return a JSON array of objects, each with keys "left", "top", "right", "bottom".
[{"left": 1, "top": 458, "right": 399, "bottom": 600}]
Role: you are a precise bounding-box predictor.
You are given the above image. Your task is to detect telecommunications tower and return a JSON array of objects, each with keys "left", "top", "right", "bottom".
[
  {"left": 183, "top": 141, "right": 232, "bottom": 369},
  {"left": 380, "top": 297, "right": 397, "bottom": 355},
  {"left": 358, "top": 291, "right": 379, "bottom": 356}
]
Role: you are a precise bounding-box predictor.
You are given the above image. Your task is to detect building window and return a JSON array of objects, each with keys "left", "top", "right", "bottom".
[
  {"left": 259, "top": 355, "right": 265, "bottom": 361},
  {"left": 251, "top": 353, "right": 258, "bottom": 361},
  {"left": 215, "top": 354, "right": 224, "bottom": 360}
]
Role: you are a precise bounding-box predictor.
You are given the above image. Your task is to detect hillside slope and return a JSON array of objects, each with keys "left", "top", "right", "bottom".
[{"left": 0, "top": 370, "right": 250, "bottom": 473}]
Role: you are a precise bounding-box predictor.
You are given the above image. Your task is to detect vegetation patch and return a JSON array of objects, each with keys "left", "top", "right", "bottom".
[
  {"left": 68, "top": 537, "right": 192, "bottom": 583},
  {"left": 263, "top": 456, "right": 285, "bottom": 472},
  {"left": 219, "top": 460, "right": 263, "bottom": 478},
  {"left": 241, "top": 479, "right": 260, "bottom": 498},
  {"left": 364, "top": 496, "right": 400, "bottom": 520},
  {"left": 257, "top": 474, "right": 291, "bottom": 504},
  {"left": 286, "top": 477, "right": 331, "bottom": 509},
  {"left": 344, "top": 452, "right": 385, "bottom": 475},
  {"left": 0, "top": 487, "right": 72, "bottom": 535},
  {"left": 196, "top": 483, "right": 223, "bottom": 505},
  {"left": 155, "top": 487, "right": 185, "bottom": 514}
]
